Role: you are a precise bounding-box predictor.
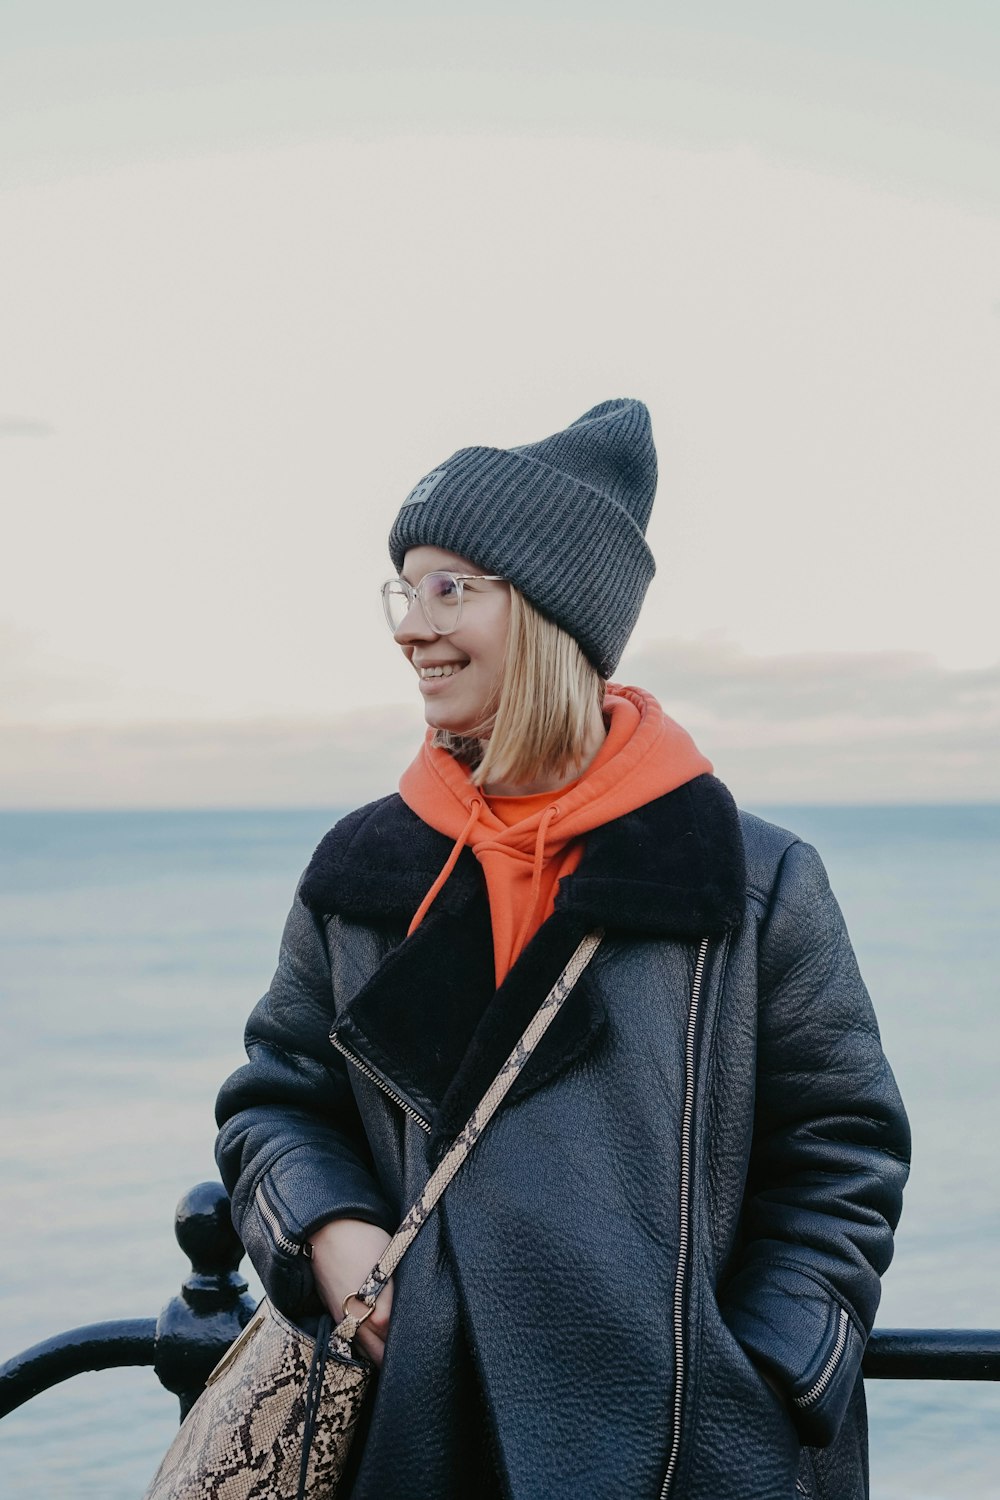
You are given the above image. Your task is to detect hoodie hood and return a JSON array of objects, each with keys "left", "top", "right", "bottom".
[{"left": 399, "top": 684, "right": 713, "bottom": 984}]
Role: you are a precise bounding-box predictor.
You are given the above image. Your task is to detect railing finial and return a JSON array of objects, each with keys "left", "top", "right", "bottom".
[
  {"left": 174, "top": 1179, "right": 249, "bottom": 1306},
  {"left": 154, "top": 1181, "right": 258, "bottom": 1419}
]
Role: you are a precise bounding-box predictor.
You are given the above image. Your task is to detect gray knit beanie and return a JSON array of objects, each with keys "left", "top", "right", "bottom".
[{"left": 387, "top": 398, "right": 656, "bottom": 677}]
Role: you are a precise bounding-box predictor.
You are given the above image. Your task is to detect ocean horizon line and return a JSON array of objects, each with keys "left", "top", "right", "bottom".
[{"left": 2, "top": 800, "right": 998, "bottom": 816}]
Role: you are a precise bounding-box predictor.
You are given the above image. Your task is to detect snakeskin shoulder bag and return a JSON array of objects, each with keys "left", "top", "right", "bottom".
[{"left": 143, "top": 929, "right": 603, "bottom": 1500}]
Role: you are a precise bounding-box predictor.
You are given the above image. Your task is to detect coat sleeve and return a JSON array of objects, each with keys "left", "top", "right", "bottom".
[
  {"left": 719, "top": 838, "right": 911, "bottom": 1447},
  {"left": 214, "top": 878, "right": 396, "bottom": 1317}
]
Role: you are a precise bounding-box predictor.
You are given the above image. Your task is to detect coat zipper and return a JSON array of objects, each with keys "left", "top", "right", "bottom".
[
  {"left": 794, "top": 1306, "right": 850, "bottom": 1409},
  {"left": 659, "top": 936, "right": 711, "bottom": 1500},
  {"left": 330, "top": 1031, "right": 433, "bottom": 1134},
  {"left": 254, "top": 1180, "right": 309, "bottom": 1257}
]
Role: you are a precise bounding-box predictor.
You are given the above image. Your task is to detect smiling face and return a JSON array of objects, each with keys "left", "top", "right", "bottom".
[{"left": 393, "top": 545, "right": 511, "bottom": 737}]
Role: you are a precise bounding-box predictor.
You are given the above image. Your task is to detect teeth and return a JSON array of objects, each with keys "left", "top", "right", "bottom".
[{"left": 421, "top": 664, "right": 465, "bottom": 678}]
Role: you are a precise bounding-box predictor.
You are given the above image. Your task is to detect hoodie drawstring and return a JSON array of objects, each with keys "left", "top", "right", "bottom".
[
  {"left": 511, "top": 803, "right": 560, "bottom": 960},
  {"left": 408, "top": 797, "right": 560, "bottom": 964},
  {"left": 407, "top": 797, "right": 483, "bottom": 937}
]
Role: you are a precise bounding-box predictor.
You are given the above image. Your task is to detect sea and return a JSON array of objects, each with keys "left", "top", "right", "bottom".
[{"left": 0, "top": 805, "right": 997, "bottom": 1498}]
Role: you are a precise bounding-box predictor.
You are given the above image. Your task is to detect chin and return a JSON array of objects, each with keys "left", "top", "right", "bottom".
[
  {"left": 424, "top": 702, "right": 490, "bottom": 738},
  {"left": 425, "top": 712, "right": 474, "bottom": 737}
]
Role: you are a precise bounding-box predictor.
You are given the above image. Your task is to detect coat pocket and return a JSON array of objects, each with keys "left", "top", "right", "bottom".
[
  {"left": 719, "top": 1260, "right": 865, "bottom": 1447},
  {"left": 689, "top": 1289, "right": 803, "bottom": 1496}
]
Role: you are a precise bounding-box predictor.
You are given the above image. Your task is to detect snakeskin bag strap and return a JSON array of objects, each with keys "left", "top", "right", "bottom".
[
  {"left": 143, "top": 928, "right": 604, "bottom": 1500},
  {"left": 335, "top": 927, "right": 604, "bottom": 1338}
]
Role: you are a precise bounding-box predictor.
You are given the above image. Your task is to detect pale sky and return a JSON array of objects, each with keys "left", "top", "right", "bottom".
[{"left": 2, "top": 2, "right": 998, "bottom": 805}]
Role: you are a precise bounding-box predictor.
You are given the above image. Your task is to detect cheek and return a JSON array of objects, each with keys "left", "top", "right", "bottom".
[
  {"left": 475, "top": 605, "right": 510, "bottom": 668},
  {"left": 468, "top": 640, "right": 504, "bottom": 682}
]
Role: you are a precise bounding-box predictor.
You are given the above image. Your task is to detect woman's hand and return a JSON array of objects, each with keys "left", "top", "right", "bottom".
[{"left": 309, "top": 1218, "right": 394, "bottom": 1367}]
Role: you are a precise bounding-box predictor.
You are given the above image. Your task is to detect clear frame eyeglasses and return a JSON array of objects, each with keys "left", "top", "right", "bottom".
[{"left": 381, "top": 571, "right": 505, "bottom": 635}]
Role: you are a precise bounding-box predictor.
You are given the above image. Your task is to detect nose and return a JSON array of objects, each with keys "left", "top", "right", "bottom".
[{"left": 393, "top": 597, "right": 438, "bottom": 646}]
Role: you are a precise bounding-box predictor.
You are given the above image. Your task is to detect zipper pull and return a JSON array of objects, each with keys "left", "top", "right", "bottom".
[{"left": 255, "top": 1181, "right": 305, "bottom": 1257}]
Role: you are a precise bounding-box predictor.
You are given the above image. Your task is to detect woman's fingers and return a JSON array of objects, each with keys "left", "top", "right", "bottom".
[
  {"left": 353, "top": 1279, "right": 392, "bottom": 1365},
  {"left": 307, "top": 1217, "right": 395, "bottom": 1365},
  {"left": 362, "top": 1280, "right": 393, "bottom": 1337},
  {"left": 356, "top": 1324, "right": 386, "bottom": 1367}
]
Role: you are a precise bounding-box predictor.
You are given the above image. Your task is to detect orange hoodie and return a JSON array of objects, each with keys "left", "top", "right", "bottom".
[{"left": 399, "top": 684, "right": 713, "bottom": 986}]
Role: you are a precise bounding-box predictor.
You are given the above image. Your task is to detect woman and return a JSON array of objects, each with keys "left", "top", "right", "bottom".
[{"left": 215, "top": 399, "right": 910, "bottom": 1500}]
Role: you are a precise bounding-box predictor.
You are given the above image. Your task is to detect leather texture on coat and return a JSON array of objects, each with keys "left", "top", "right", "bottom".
[{"left": 215, "top": 773, "right": 910, "bottom": 1500}]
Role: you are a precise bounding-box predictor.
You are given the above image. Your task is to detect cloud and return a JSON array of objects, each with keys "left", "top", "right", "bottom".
[
  {"left": 0, "top": 417, "right": 53, "bottom": 436},
  {"left": 1, "top": 640, "right": 997, "bottom": 808},
  {"left": 0, "top": 620, "right": 114, "bottom": 717},
  {"left": 621, "top": 637, "right": 1000, "bottom": 801},
  {"left": 0, "top": 704, "right": 427, "bottom": 809},
  {"left": 624, "top": 637, "right": 1000, "bottom": 723}
]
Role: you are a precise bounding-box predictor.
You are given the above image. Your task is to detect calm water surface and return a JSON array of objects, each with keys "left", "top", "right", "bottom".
[{"left": 0, "top": 805, "right": 997, "bottom": 1497}]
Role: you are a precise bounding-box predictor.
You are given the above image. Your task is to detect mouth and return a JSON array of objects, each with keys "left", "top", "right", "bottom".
[{"left": 417, "top": 663, "right": 467, "bottom": 679}]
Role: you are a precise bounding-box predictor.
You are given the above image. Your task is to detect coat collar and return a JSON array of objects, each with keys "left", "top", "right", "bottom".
[
  {"left": 299, "top": 774, "right": 746, "bottom": 1157},
  {"left": 300, "top": 771, "right": 746, "bottom": 940}
]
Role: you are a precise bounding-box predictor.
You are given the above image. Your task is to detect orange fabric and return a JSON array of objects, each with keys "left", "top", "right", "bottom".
[
  {"left": 487, "top": 781, "right": 581, "bottom": 827},
  {"left": 399, "top": 683, "right": 713, "bottom": 986}
]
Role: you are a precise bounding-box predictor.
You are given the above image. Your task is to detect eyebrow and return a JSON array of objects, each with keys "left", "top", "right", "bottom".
[
  {"left": 399, "top": 568, "right": 493, "bottom": 587},
  {"left": 400, "top": 568, "right": 453, "bottom": 585}
]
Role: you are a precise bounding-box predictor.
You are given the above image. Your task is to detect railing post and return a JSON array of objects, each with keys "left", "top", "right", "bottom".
[{"left": 153, "top": 1181, "right": 258, "bottom": 1420}]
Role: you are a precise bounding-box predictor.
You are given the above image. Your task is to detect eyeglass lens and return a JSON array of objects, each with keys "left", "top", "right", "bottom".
[{"left": 383, "top": 572, "right": 463, "bottom": 634}]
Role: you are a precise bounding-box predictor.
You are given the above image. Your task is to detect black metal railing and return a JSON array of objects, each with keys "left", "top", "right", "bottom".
[
  {"left": 0, "top": 1181, "right": 256, "bottom": 1422},
  {"left": 2, "top": 1179, "right": 999, "bottom": 1425}
]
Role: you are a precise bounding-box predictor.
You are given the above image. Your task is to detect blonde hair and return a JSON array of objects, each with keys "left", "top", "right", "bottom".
[{"left": 434, "top": 588, "right": 606, "bottom": 789}]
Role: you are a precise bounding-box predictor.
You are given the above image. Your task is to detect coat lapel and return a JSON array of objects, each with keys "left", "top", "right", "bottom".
[
  {"left": 300, "top": 773, "right": 746, "bottom": 1151},
  {"left": 559, "top": 773, "right": 747, "bottom": 937}
]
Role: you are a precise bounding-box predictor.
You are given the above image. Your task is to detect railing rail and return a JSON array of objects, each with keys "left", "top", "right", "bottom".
[
  {"left": 0, "top": 1319, "right": 157, "bottom": 1414},
  {"left": 1, "top": 1181, "right": 998, "bottom": 1424},
  {"left": 863, "top": 1328, "right": 1000, "bottom": 1381}
]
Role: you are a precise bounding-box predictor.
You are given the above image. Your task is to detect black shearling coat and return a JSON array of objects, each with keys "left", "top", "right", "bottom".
[{"left": 215, "top": 773, "right": 910, "bottom": 1500}]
